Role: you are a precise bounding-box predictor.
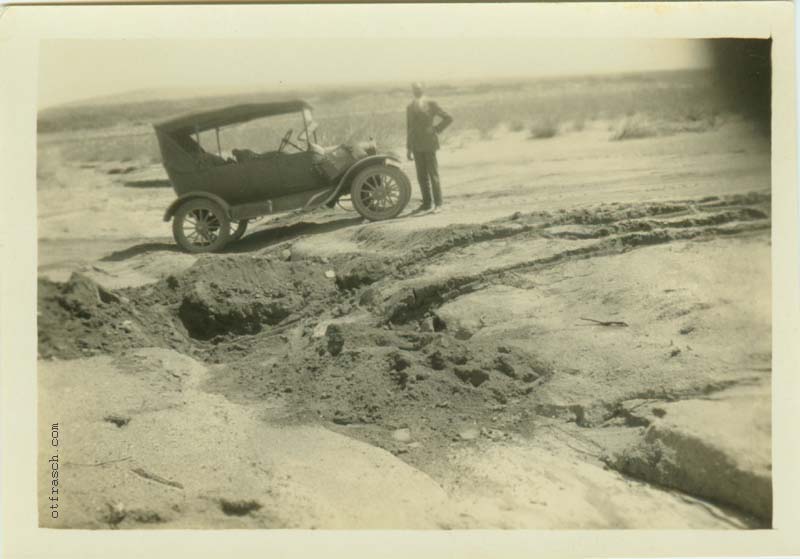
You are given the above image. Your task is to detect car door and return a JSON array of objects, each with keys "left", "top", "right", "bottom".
[{"left": 279, "top": 150, "right": 327, "bottom": 194}]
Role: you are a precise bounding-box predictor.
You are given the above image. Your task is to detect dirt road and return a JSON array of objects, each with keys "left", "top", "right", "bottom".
[{"left": 37, "top": 119, "right": 771, "bottom": 528}]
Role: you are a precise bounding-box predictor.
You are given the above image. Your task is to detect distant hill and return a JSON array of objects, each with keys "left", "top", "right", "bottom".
[{"left": 37, "top": 69, "right": 710, "bottom": 135}]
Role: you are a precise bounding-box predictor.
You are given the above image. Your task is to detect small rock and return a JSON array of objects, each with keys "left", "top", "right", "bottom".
[
  {"left": 494, "top": 355, "right": 516, "bottom": 378},
  {"left": 458, "top": 427, "right": 480, "bottom": 441},
  {"left": 389, "top": 353, "right": 411, "bottom": 372},
  {"left": 407, "top": 441, "right": 422, "bottom": 449},
  {"left": 429, "top": 351, "right": 447, "bottom": 371},
  {"left": 454, "top": 367, "right": 490, "bottom": 387},
  {"left": 392, "top": 428, "right": 412, "bottom": 443},
  {"left": 481, "top": 427, "right": 507, "bottom": 441},
  {"left": 312, "top": 321, "right": 330, "bottom": 338},
  {"left": 324, "top": 270, "right": 336, "bottom": 279},
  {"left": 332, "top": 413, "right": 353, "bottom": 425},
  {"left": 281, "top": 249, "right": 292, "bottom": 261}
]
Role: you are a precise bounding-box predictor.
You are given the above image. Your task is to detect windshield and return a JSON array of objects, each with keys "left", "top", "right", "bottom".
[
  {"left": 300, "top": 108, "right": 318, "bottom": 143},
  {"left": 195, "top": 111, "right": 310, "bottom": 160}
]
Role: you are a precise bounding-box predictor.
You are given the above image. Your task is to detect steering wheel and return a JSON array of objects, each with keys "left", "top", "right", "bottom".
[{"left": 278, "top": 129, "right": 303, "bottom": 153}]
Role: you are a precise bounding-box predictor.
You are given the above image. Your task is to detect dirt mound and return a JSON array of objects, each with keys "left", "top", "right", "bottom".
[
  {"left": 38, "top": 273, "right": 154, "bottom": 359},
  {"left": 38, "top": 256, "right": 340, "bottom": 358},
  {"left": 204, "top": 321, "right": 556, "bottom": 455}
]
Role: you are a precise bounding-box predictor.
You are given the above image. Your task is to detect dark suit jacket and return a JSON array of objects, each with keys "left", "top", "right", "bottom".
[{"left": 406, "top": 99, "right": 453, "bottom": 153}]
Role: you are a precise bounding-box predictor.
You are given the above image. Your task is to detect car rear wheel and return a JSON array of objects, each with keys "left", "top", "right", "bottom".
[
  {"left": 172, "top": 198, "right": 231, "bottom": 253},
  {"left": 230, "top": 220, "right": 248, "bottom": 242},
  {"left": 350, "top": 165, "right": 411, "bottom": 221}
]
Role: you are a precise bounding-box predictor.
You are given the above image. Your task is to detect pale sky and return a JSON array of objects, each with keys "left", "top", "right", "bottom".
[{"left": 39, "top": 38, "right": 711, "bottom": 108}]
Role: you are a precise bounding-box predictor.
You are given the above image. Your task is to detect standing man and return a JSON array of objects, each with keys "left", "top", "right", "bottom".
[{"left": 406, "top": 82, "right": 453, "bottom": 214}]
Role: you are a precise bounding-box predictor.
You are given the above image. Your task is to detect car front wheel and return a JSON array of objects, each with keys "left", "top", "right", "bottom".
[
  {"left": 350, "top": 165, "right": 411, "bottom": 221},
  {"left": 172, "top": 198, "right": 231, "bottom": 253}
]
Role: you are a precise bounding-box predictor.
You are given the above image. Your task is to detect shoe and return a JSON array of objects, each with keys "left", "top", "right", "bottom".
[
  {"left": 411, "top": 204, "right": 433, "bottom": 215},
  {"left": 431, "top": 206, "right": 443, "bottom": 214}
]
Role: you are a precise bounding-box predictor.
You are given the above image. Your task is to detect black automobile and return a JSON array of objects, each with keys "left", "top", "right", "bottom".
[{"left": 155, "top": 100, "right": 411, "bottom": 252}]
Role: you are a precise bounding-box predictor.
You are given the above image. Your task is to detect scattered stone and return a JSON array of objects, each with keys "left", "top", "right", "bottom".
[
  {"left": 392, "top": 428, "right": 412, "bottom": 442},
  {"left": 389, "top": 368, "right": 409, "bottom": 388},
  {"left": 490, "top": 388, "right": 507, "bottom": 404},
  {"left": 494, "top": 355, "right": 517, "bottom": 378},
  {"left": 389, "top": 352, "right": 411, "bottom": 372},
  {"left": 312, "top": 321, "right": 330, "bottom": 338},
  {"left": 219, "top": 498, "right": 262, "bottom": 516},
  {"left": 104, "top": 414, "right": 130, "bottom": 428},
  {"left": 332, "top": 412, "right": 354, "bottom": 425},
  {"left": 481, "top": 427, "right": 507, "bottom": 441},
  {"left": 458, "top": 427, "right": 480, "bottom": 440},
  {"left": 454, "top": 367, "right": 490, "bottom": 387},
  {"left": 326, "top": 324, "right": 344, "bottom": 356},
  {"left": 281, "top": 249, "right": 292, "bottom": 261},
  {"left": 324, "top": 270, "right": 336, "bottom": 279},
  {"left": 432, "top": 315, "right": 447, "bottom": 332},
  {"left": 428, "top": 351, "right": 447, "bottom": 371}
]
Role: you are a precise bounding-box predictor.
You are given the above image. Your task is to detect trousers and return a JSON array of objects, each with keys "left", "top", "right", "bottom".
[{"left": 413, "top": 150, "right": 442, "bottom": 208}]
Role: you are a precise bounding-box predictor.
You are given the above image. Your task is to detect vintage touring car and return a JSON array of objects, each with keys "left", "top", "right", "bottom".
[{"left": 154, "top": 100, "right": 411, "bottom": 253}]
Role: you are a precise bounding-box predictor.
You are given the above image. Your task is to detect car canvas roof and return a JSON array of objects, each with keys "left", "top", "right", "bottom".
[{"left": 154, "top": 100, "right": 312, "bottom": 135}]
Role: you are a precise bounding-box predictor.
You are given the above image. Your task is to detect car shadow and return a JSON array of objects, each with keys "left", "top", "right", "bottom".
[
  {"left": 100, "top": 242, "right": 181, "bottom": 262},
  {"left": 228, "top": 216, "right": 364, "bottom": 253},
  {"left": 99, "top": 215, "right": 364, "bottom": 262}
]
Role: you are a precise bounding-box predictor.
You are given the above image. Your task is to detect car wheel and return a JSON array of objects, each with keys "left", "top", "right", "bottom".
[
  {"left": 230, "top": 220, "right": 248, "bottom": 242},
  {"left": 350, "top": 165, "right": 411, "bottom": 221},
  {"left": 172, "top": 198, "right": 231, "bottom": 253}
]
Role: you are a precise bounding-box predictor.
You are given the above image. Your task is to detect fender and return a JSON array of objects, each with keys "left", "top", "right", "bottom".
[
  {"left": 163, "top": 191, "right": 231, "bottom": 222},
  {"left": 321, "top": 154, "right": 404, "bottom": 207}
]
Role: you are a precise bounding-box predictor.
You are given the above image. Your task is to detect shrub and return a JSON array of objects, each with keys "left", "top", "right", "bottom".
[
  {"left": 529, "top": 118, "right": 559, "bottom": 140},
  {"left": 609, "top": 115, "right": 658, "bottom": 141}
]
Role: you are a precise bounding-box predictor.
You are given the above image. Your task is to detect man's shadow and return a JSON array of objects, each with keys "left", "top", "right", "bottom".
[{"left": 100, "top": 215, "right": 364, "bottom": 262}]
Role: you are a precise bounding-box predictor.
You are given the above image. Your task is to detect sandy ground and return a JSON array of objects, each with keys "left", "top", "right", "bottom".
[{"left": 37, "top": 118, "right": 771, "bottom": 528}]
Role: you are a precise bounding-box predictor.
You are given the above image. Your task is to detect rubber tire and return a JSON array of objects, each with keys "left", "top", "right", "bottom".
[
  {"left": 230, "top": 220, "right": 248, "bottom": 242},
  {"left": 172, "top": 198, "right": 231, "bottom": 253},
  {"left": 350, "top": 165, "right": 411, "bottom": 221}
]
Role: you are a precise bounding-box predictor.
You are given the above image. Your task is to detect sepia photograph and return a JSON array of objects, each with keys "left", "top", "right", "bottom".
[
  {"left": 0, "top": 2, "right": 797, "bottom": 554},
  {"left": 34, "top": 33, "right": 775, "bottom": 530}
]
